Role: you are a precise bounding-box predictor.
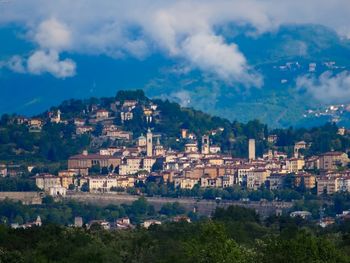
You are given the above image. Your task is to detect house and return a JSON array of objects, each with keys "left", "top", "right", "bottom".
[
  {"left": 88, "top": 176, "right": 118, "bottom": 192},
  {"left": 76, "top": 126, "right": 93, "bottom": 135},
  {"left": 74, "top": 118, "right": 86, "bottom": 127},
  {"left": 60, "top": 176, "right": 74, "bottom": 189},
  {"left": 138, "top": 134, "right": 147, "bottom": 147},
  {"left": 267, "top": 135, "right": 278, "bottom": 144},
  {"left": 28, "top": 118, "right": 43, "bottom": 132},
  {"left": 286, "top": 158, "right": 305, "bottom": 173},
  {"left": 266, "top": 174, "right": 285, "bottom": 190},
  {"left": 88, "top": 220, "right": 110, "bottom": 230},
  {"left": 0, "top": 164, "right": 7, "bottom": 177},
  {"left": 319, "top": 152, "right": 349, "bottom": 170},
  {"left": 246, "top": 169, "right": 271, "bottom": 190},
  {"left": 317, "top": 175, "right": 340, "bottom": 195},
  {"left": 74, "top": 217, "right": 83, "bottom": 227},
  {"left": 119, "top": 157, "right": 143, "bottom": 175},
  {"left": 143, "top": 157, "right": 156, "bottom": 172},
  {"left": 88, "top": 176, "right": 134, "bottom": 192},
  {"left": 290, "top": 211, "right": 311, "bottom": 219},
  {"left": 209, "top": 145, "right": 221, "bottom": 154},
  {"left": 120, "top": 110, "right": 133, "bottom": 122},
  {"left": 294, "top": 141, "right": 307, "bottom": 157},
  {"left": 28, "top": 118, "right": 43, "bottom": 128},
  {"left": 304, "top": 156, "right": 320, "bottom": 170},
  {"left": 49, "top": 110, "right": 61, "bottom": 123},
  {"left": 11, "top": 216, "right": 42, "bottom": 229},
  {"left": 184, "top": 143, "right": 198, "bottom": 153},
  {"left": 116, "top": 217, "right": 133, "bottom": 229},
  {"left": 174, "top": 177, "right": 198, "bottom": 189},
  {"left": 123, "top": 100, "right": 138, "bottom": 108},
  {"left": 294, "top": 173, "right": 316, "bottom": 189},
  {"left": 49, "top": 186, "right": 66, "bottom": 197},
  {"left": 142, "top": 219, "right": 161, "bottom": 229},
  {"left": 96, "top": 109, "right": 109, "bottom": 120},
  {"left": 34, "top": 174, "right": 61, "bottom": 191}
]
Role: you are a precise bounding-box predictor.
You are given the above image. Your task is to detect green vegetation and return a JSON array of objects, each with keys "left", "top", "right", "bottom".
[
  {"left": 0, "top": 116, "right": 90, "bottom": 163},
  {"left": 0, "top": 205, "right": 349, "bottom": 263},
  {"left": 1, "top": 90, "right": 350, "bottom": 162},
  {"left": 0, "top": 177, "right": 38, "bottom": 192},
  {"left": 0, "top": 197, "right": 181, "bottom": 226}
]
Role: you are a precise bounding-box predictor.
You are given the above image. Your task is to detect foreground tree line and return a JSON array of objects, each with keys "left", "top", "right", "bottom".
[{"left": 0, "top": 205, "right": 350, "bottom": 263}]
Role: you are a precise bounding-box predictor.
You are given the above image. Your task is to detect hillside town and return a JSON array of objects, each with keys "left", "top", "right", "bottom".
[{"left": 2, "top": 94, "right": 350, "bottom": 201}]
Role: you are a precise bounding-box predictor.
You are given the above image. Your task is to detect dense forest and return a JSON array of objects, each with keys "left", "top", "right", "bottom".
[
  {"left": 0, "top": 204, "right": 349, "bottom": 263},
  {"left": 1, "top": 90, "right": 350, "bottom": 165}
]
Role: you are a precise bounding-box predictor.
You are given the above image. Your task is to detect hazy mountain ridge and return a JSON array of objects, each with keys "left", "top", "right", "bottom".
[{"left": 1, "top": 24, "right": 350, "bottom": 127}]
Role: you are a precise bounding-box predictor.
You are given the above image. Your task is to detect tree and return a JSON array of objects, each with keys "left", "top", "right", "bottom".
[{"left": 81, "top": 183, "right": 89, "bottom": 192}]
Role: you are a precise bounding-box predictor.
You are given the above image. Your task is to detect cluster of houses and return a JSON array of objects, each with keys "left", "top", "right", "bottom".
[
  {"left": 30, "top": 126, "right": 350, "bottom": 197},
  {"left": 4, "top": 97, "right": 350, "bottom": 198}
]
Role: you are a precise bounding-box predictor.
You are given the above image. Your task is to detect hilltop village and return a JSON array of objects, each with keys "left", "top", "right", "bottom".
[{"left": 1, "top": 91, "right": 350, "bottom": 202}]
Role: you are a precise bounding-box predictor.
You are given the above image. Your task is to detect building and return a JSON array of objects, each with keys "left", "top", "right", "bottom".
[
  {"left": 266, "top": 174, "right": 285, "bottom": 190},
  {"left": 201, "top": 135, "right": 210, "bottom": 154},
  {"left": 174, "top": 177, "right": 198, "bottom": 189},
  {"left": 76, "top": 126, "right": 93, "bottom": 135},
  {"left": 295, "top": 173, "right": 316, "bottom": 189},
  {"left": 267, "top": 135, "right": 278, "bottom": 144},
  {"left": 184, "top": 143, "right": 198, "bottom": 153},
  {"left": 116, "top": 217, "right": 133, "bottom": 229},
  {"left": 146, "top": 128, "right": 153, "bottom": 157},
  {"left": 338, "top": 127, "right": 346, "bottom": 136},
  {"left": 317, "top": 175, "right": 340, "bottom": 195},
  {"left": 286, "top": 158, "right": 305, "bottom": 173},
  {"left": 209, "top": 145, "right": 221, "bottom": 154},
  {"left": 49, "top": 186, "right": 66, "bottom": 197},
  {"left": 248, "top": 139, "right": 256, "bottom": 160},
  {"left": 319, "top": 152, "right": 349, "bottom": 170},
  {"left": 0, "top": 164, "right": 7, "bottom": 177},
  {"left": 119, "top": 157, "right": 143, "bottom": 175},
  {"left": 143, "top": 157, "right": 156, "bottom": 172},
  {"left": 304, "top": 156, "right": 320, "bottom": 170},
  {"left": 34, "top": 174, "right": 61, "bottom": 191},
  {"left": 68, "top": 151, "right": 121, "bottom": 174},
  {"left": 138, "top": 134, "right": 147, "bottom": 147},
  {"left": 74, "top": 217, "right": 83, "bottom": 227},
  {"left": 96, "top": 109, "right": 109, "bottom": 120},
  {"left": 290, "top": 211, "right": 312, "bottom": 219},
  {"left": 294, "top": 141, "right": 307, "bottom": 157},
  {"left": 181, "top": 129, "right": 188, "bottom": 139},
  {"left": 88, "top": 176, "right": 134, "bottom": 192},
  {"left": 246, "top": 169, "right": 270, "bottom": 190},
  {"left": 142, "top": 219, "right": 161, "bottom": 229}
]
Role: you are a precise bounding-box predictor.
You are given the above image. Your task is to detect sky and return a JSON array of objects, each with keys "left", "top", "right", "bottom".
[{"left": 1, "top": 0, "right": 350, "bottom": 104}]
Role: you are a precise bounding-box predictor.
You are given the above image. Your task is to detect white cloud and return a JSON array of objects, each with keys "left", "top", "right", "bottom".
[
  {"left": 1, "top": 0, "right": 350, "bottom": 82},
  {"left": 2, "top": 51, "right": 76, "bottom": 78},
  {"left": 181, "top": 33, "right": 262, "bottom": 86},
  {"left": 34, "top": 18, "right": 71, "bottom": 50},
  {"left": 27, "top": 50, "right": 76, "bottom": 78},
  {"left": 297, "top": 71, "right": 350, "bottom": 103}
]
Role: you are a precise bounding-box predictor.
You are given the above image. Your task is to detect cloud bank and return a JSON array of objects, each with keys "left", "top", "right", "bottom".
[
  {"left": 297, "top": 71, "right": 350, "bottom": 104},
  {"left": 1, "top": 0, "right": 350, "bottom": 82}
]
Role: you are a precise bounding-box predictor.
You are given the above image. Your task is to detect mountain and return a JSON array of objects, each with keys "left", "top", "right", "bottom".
[{"left": 1, "top": 24, "right": 350, "bottom": 128}]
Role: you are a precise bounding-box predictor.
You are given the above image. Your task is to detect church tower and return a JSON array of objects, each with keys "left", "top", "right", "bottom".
[
  {"left": 201, "top": 135, "right": 210, "bottom": 154},
  {"left": 146, "top": 128, "right": 153, "bottom": 157}
]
